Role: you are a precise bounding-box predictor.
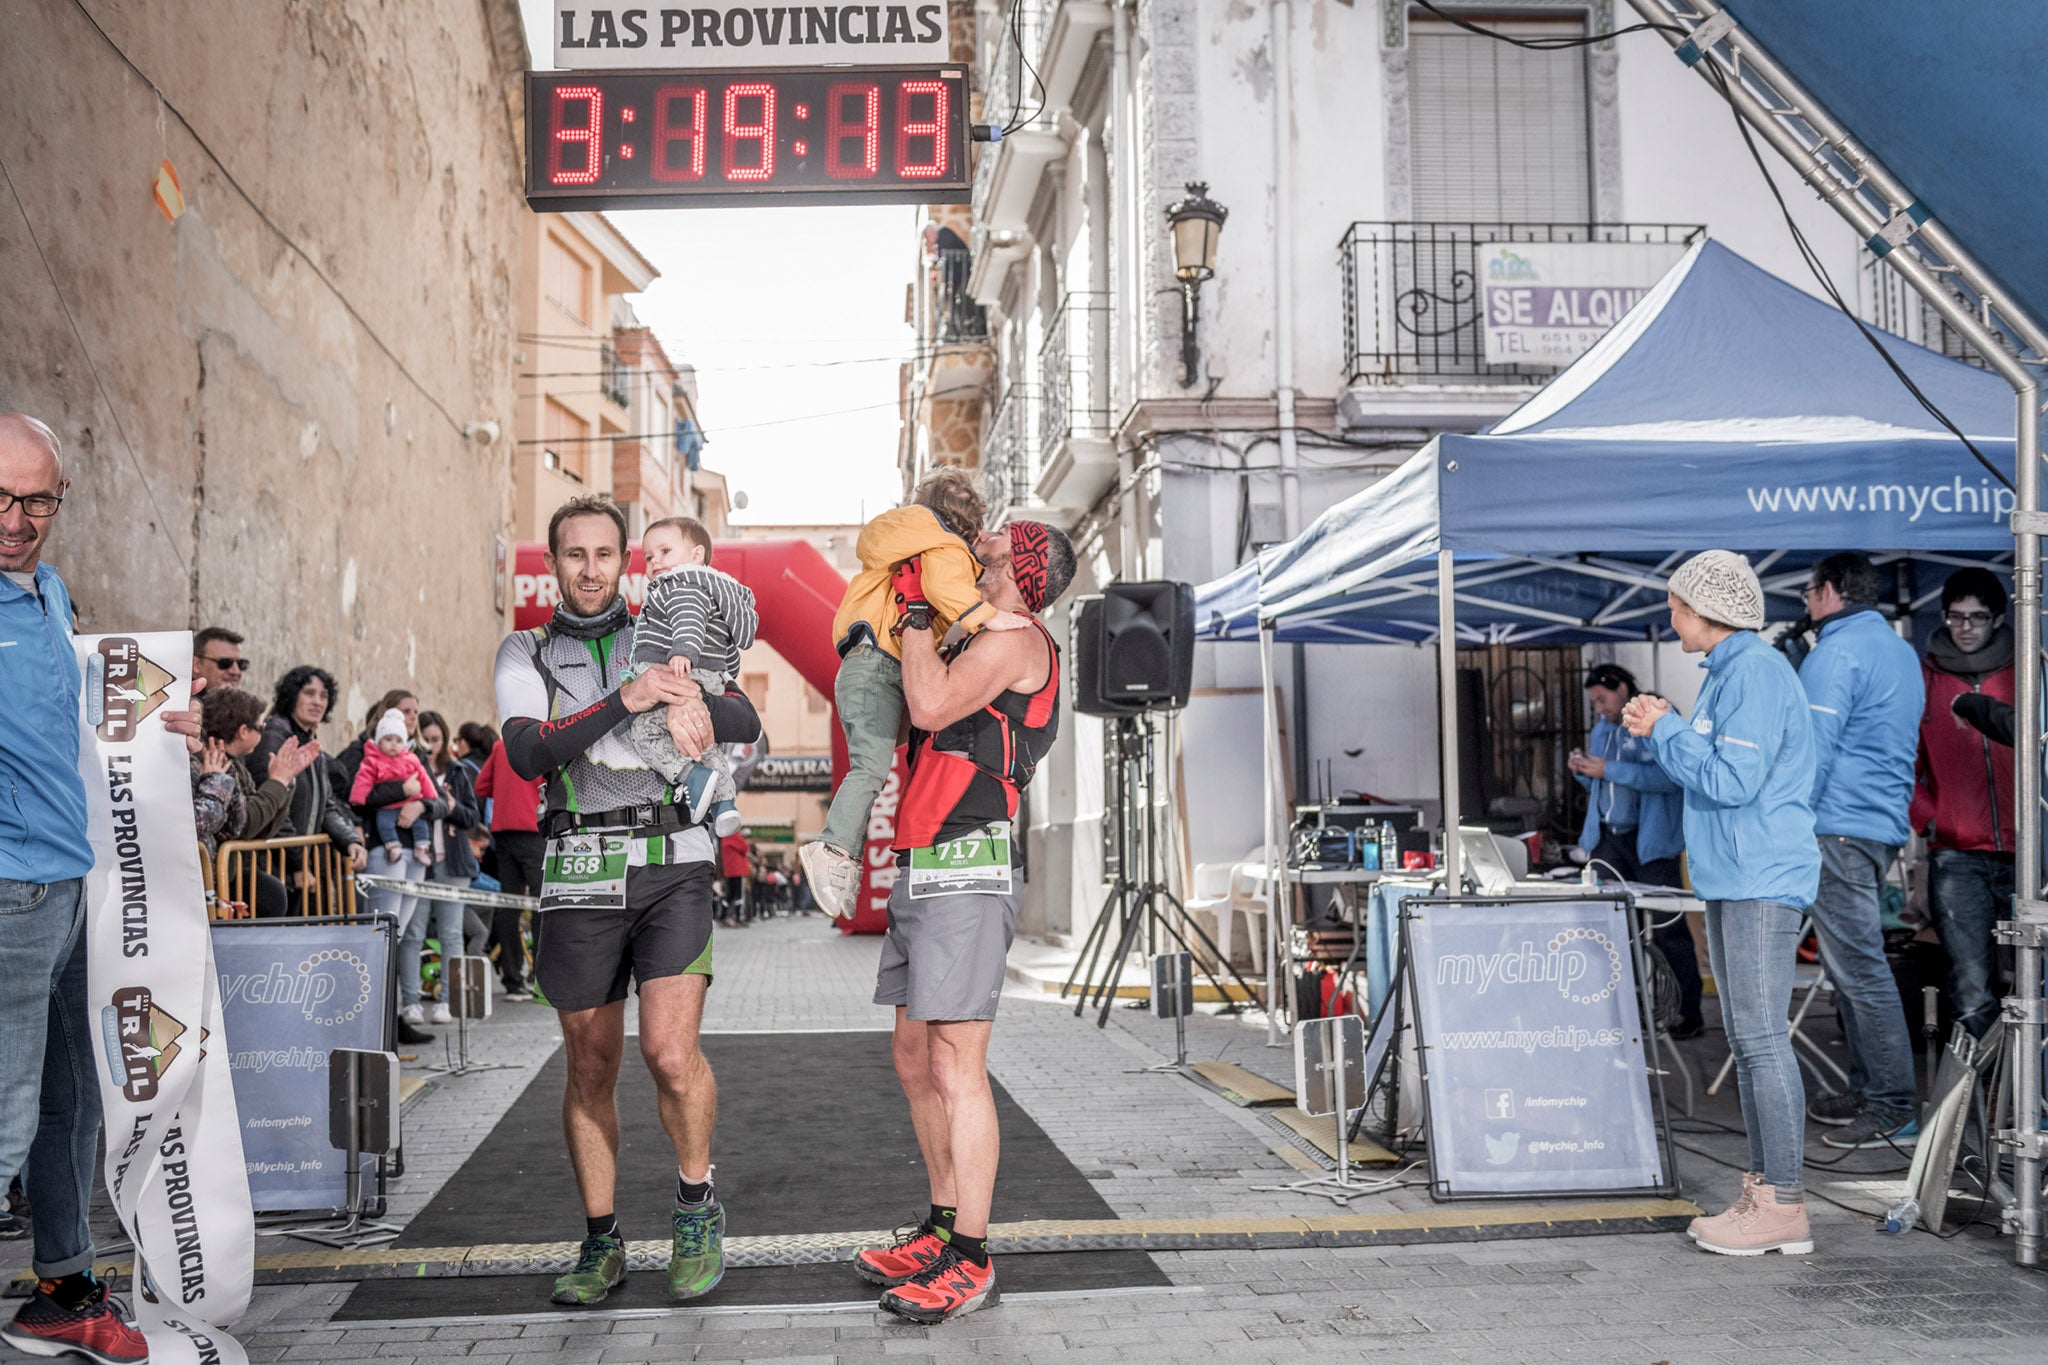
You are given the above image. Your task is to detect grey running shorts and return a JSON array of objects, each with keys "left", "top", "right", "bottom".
[
  {"left": 872, "top": 874, "right": 1018, "bottom": 1021},
  {"left": 534, "top": 860, "right": 715, "bottom": 1013}
]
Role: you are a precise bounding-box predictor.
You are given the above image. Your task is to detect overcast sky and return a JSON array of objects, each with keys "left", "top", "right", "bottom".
[{"left": 519, "top": 2, "right": 917, "bottom": 526}]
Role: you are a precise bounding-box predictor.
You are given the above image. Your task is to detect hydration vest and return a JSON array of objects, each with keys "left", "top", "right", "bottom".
[{"left": 894, "top": 619, "right": 1060, "bottom": 851}]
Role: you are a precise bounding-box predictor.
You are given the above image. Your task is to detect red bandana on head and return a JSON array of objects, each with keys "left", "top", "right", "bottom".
[{"left": 1007, "top": 521, "right": 1051, "bottom": 613}]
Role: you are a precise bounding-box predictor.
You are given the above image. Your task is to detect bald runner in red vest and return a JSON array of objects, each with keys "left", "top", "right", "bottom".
[{"left": 851, "top": 520, "right": 1077, "bottom": 1324}]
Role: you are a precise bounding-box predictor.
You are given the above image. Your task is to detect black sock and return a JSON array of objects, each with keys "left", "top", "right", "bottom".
[
  {"left": 929, "top": 1203, "right": 957, "bottom": 1242},
  {"left": 43, "top": 1271, "right": 99, "bottom": 1311},
  {"left": 586, "top": 1213, "right": 618, "bottom": 1240},
  {"left": 678, "top": 1174, "right": 713, "bottom": 1206},
  {"left": 950, "top": 1232, "right": 989, "bottom": 1268}
]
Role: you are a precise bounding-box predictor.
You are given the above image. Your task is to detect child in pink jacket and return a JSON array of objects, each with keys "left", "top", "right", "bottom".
[{"left": 351, "top": 709, "right": 438, "bottom": 863}]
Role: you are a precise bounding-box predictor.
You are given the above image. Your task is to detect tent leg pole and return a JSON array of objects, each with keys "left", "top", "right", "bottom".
[
  {"left": 2012, "top": 384, "right": 2043, "bottom": 1268},
  {"left": 1261, "top": 622, "right": 1284, "bottom": 1046},
  {"left": 1438, "top": 550, "right": 1461, "bottom": 891}
]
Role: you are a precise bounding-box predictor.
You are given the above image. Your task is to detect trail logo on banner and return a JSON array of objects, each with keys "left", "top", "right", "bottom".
[
  {"left": 1480, "top": 241, "right": 1687, "bottom": 367},
  {"left": 77, "top": 630, "right": 255, "bottom": 1363},
  {"left": 1404, "top": 897, "right": 1665, "bottom": 1197},
  {"left": 552, "top": 2, "right": 948, "bottom": 69}
]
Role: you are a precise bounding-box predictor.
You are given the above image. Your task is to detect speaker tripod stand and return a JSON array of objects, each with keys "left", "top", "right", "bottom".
[{"left": 1060, "top": 714, "right": 1260, "bottom": 1027}]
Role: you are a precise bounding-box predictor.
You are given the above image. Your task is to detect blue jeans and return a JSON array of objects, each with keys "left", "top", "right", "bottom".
[
  {"left": 1703, "top": 898, "right": 1807, "bottom": 1193},
  {"left": 1928, "top": 847, "right": 2017, "bottom": 1038},
  {"left": 0, "top": 877, "right": 99, "bottom": 1277},
  {"left": 375, "top": 806, "right": 430, "bottom": 853},
  {"left": 400, "top": 875, "right": 471, "bottom": 1009},
  {"left": 1809, "top": 835, "right": 1916, "bottom": 1119}
]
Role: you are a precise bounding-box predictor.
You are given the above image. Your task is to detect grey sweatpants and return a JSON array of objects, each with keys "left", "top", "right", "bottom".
[
  {"left": 820, "top": 641, "right": 904, "bottom": 854},
  {"left": 630, "top": 666, "right": 737, "bottom": 798}
]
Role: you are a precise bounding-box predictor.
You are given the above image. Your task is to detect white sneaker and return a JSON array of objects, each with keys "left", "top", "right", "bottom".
[
  {"left": 429, "top": 1003, "right": 452, "bottom": 1025},
  {"left": 401, "top": 1004, "right": 425, "bottom": 1026},
  {"left": 797, "top": 840, "right": 861, "bottom": 919}
]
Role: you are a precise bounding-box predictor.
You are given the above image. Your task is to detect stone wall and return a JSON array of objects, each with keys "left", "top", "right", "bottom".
[{"left": 0, "top": 0, "right": 527, "bottom": 736}]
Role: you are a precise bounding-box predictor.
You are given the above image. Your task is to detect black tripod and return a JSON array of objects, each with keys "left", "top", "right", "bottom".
[{"left": 1060, "top": 714, "right": 1260, "bottom": 1027}]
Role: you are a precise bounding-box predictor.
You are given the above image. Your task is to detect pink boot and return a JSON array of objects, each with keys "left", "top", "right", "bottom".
[
  {"left": 1688, "top": 1172, "right": 1761, "bottom": 1241},
  {"left": 1694, "top": 1181, "right": 1813, "bottom": 1256}
]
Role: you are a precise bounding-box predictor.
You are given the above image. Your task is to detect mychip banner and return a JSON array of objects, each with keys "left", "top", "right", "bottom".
[
  {"left": 76, "top": 631, "right": 254, "bottom": 1363},
  {"left": 213, "top": 920, "right": 391, "bottom": 1211},
  {"left": 1403, "top": 896, "right": 1668, "bottom": 1198}
]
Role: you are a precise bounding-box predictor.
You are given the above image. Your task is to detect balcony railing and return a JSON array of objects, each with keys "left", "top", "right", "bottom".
[
  {"left": 984, "top": 384, "right": 1036, "bottom": 518},
  {"left": 1859, "top": 254, "right": 1989, "bottom": 369},
  {"left": 1340, "top": 222, "right": 1705, "bottom": 384},
  {"left": 936, "top": 237, "right": 988, "bottom": 343},
  {"left": 1039, "top": 291, "right": 1112, "bottom": 465},
  {"left": 600, "top": 341, "right": 630, "bottom": 407},
  {"left": 972, "top": 0, "right": 1051, "bottom": 218}
]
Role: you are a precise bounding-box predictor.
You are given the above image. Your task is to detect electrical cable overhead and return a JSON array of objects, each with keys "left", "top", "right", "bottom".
[
  {"left": 516, "top": 385, "right": 983, "bottom": 444},
  {"left": 65, "top": 0, "right": 470, "bottom": 439},
  {"left": 998, "top": 0, "right": 1048, "bottom": 136},
  {"left": 1410, "top": 0, "right": 1685, "bottom": 48},
  {"left": 0, "top": 149, "right": 186, "bottom": 575}
]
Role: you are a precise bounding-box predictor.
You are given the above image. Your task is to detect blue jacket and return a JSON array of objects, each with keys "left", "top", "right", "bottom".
[
  {"left": 1797, "top": 608, "right": 1924, "bottom": 846},
  {"left": 1576, "top": 715, "right": 1685, "bottom": 865},
  {"left": 1648, "top": 630, "right": 1820, "bottom": 907},
  {"left": 0, "top": 565, "right": 92, "bottom": 884}
]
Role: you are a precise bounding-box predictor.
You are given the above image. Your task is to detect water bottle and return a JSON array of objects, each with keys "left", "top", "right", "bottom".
[
  {"left": 1882, "top": 1195, "right": 1920, "bottom": 1234},
  {"left": 1377, "top": 820, "right": 1397, "bottom": 873}
]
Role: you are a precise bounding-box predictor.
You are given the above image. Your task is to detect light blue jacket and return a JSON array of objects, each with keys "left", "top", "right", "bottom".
[
  {"left": 1797, "top": 608, "right": 1924, "bottom": 847},
  {"left": 0, "top": 565, "right": 92, "bottom": 884},
  {"left": 1576, "top": 715, "right": 1685, "bottom": 865},
  {"left": 1647, "top": 630, "right": 1820, "bottom": 907}
]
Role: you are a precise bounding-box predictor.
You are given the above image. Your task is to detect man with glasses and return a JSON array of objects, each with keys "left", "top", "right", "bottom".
[
  {"left": 193, "top": 626, "right": 252, "bottom": 692},
  {"left": 1793, "top": 553, "right": 1924, "bottom": 1152},
  {"left": 1912, "top": 567, "right": 2017, "bottom": 1040}
]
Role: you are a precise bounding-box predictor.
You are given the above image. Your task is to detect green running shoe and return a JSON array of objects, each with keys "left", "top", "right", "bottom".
[
  {"left": 550, "top": 1233, "right": 626, "bottom": 1306},
  {"left": 667, "top": 1198, "right": 726, "bottom": 1300}
]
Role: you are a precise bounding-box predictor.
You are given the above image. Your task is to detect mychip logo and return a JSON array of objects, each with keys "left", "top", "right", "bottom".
[
  {"left": 87, "top": 637, "right": 176, "bottom": 742},
  {"left": 1434, "top": 927, "right": 1625, "bottom": 1005}
]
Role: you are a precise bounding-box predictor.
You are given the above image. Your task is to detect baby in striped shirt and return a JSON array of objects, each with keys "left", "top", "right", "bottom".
[{"left": 631, "top": 515, "right": 758, "bottom": 836}]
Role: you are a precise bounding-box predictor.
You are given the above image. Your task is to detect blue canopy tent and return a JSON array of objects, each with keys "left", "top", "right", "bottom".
[{"left": 1194, "top": 238, "right": 2017, "bottom": 1039}]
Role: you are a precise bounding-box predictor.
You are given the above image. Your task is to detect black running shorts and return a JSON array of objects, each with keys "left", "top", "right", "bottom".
[{"left": 533, "top": 860, "right": 715, "bottom": 1012}]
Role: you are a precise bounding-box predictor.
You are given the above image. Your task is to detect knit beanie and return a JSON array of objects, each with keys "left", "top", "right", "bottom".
[
  {"left": 374, "top": 709, "right": 409, "bottom": 744},
  {"left": 1668, "top": 551, "right": 1766, "bottom": 631}
]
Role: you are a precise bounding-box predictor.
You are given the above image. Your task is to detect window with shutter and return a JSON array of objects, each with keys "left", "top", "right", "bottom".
[{"left": 1409, "top": 16, "right": 1592, "bottom": 225}]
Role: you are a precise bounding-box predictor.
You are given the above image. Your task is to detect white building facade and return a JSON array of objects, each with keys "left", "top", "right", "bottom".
[{"left": 900, "top": 0, "right": 1945, "bottom": 943}]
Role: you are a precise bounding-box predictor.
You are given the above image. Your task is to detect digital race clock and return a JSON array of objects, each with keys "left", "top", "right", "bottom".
[{"left": 524, "top": 67, "right": 971, "bottom": 210}]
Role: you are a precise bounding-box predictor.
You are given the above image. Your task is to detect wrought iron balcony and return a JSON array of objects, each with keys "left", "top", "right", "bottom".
[
  {"left": 935, "top": 235, "right": 988, "bottom": 344},
  {"left": 983, "top": 384, "right": 1036, "bottom": 519},
  {"left": 1339, "top": 222, "right": 1704, "bottom": 384},
  {"left": 599, "top": 341, "right": 630, "bottom": 408},
  {"left": 1039, "top": 291, "right": 1111, "bottom": 466}
]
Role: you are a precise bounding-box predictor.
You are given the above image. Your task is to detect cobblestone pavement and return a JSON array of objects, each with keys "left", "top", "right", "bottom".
[{"left": 9, "top": 912, "right": 2047, "bottom": 1362}]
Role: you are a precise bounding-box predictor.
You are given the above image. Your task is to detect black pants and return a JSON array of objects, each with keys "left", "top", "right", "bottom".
[
  {"left": 493, "top": 830, "right": 544, "bottom": 989},
  {"left": 252, "top": 870, "right": 289, "bottom": 919},
  {"left": 1594, "top": 825, "right": 1704, "bottom": 1028}
]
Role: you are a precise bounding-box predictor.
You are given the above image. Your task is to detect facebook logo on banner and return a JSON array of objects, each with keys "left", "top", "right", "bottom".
[{"left": 1484, "top": 1089, "right": 1516, "bottom": 1120}]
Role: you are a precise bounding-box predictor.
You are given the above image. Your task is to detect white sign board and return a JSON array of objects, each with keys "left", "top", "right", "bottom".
[
  {"left": 552, "top": 3, "right": 951, "bottom": 69},
  {"left": 1479, "top": 241, "right": 1687, "bottom": 368}
]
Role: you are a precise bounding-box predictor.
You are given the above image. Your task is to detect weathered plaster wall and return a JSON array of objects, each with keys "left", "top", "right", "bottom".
[{"left": 0, "top": 0, "right": 526, "bottom": 736}]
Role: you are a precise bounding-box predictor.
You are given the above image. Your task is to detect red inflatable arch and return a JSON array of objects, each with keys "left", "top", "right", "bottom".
[{"left": 511, "top": 540, "right": 901, "bottom": 931}]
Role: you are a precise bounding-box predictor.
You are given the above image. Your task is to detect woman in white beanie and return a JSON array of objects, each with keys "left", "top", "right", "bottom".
[{"left": 1622, "top": 550, "right": 1820, "bottom": 1256}]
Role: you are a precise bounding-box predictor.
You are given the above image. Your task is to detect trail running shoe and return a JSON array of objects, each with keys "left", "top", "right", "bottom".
[
  {"left": 1806, "top": 1090, "right": 1864, "bottom": 1127},
  {"left": 879, "top": 1246, "right": 998, "bottom": 1324},
  {"left": 668, "top": 1198, "right": 726, "bottom": 1300},
  {"left": 855, "top": 1218, "right": 949, "bottom": 1287},
  {"left": 1820, "top": 1111, "right": 1920, "bottom": 1151},
  {"left": 1, "top": 1280, "right": 147, "bottom": 1364},
  {"left": 550, "top": 1233, "right": 627, "bottom": 1306}
]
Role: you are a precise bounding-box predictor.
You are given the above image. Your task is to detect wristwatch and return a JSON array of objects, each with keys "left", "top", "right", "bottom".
[{"left": 899, "top": 604, "right": 934, "bottom": 634}]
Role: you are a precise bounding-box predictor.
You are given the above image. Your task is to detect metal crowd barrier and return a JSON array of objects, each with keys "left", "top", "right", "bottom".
[{"left": 212, "top": 834, "right": 357, "bottom": 920}]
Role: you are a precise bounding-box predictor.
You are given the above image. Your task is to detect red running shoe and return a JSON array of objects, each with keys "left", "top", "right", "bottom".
[
  {"left": 854, "top": 1219, "right": 948, "bottom": 1287},
  {"left": 1, "top": 1279, "right": 148, "bottom": 1364},
  {"left": 879, "top": 1246, "right": 998, "bottom": 1324}
]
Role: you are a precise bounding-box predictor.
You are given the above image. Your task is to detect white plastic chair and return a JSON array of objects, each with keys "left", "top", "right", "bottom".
[
  {"left": 1183, "top": 859, "right": 1239, "bottom": 968},
  {"left": 1215, "top": 845, "right": 1275, "bottom": 974}
]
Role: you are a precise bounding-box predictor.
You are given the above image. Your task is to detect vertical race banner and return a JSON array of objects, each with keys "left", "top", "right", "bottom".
[{"left": 76, "top": 631, "right": 255, "bottom": 1363}]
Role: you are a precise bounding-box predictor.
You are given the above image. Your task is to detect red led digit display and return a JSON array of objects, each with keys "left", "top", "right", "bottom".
[
  {"left": 525, "top": 67, "right": 970, "bottom": 210},
  {"left": 826, "top": 82, "right": 880, "bottom": 181}
]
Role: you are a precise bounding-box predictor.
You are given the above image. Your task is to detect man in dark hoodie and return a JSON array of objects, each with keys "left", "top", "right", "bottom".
[{"left": 1910, "top": 567, "right": 2017, "bottom": 1039}]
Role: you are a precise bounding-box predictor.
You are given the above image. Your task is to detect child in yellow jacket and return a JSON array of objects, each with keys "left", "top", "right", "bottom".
[{"left": 800, "top": 468, "right": 1026, "bottom": 914}]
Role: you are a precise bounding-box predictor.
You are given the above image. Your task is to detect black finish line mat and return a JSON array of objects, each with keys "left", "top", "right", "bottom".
[{"left": 336, "top": 1031, "right": 1167, "bottom": 1317}]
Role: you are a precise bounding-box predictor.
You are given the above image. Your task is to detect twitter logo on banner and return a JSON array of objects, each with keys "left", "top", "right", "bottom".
[{"left": 1484, "top": 1131, "right": 1520, "bottom": 1165}]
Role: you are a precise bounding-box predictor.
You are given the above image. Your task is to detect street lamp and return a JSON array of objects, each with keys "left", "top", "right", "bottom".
[{"left": 1165, "top": 182, "right": 1228, "bottom": 388}]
